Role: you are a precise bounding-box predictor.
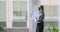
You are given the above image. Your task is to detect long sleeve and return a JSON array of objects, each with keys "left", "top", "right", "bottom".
[
  {"left": 30, "top": 12, "right": 41, "bottom": 22},
  {"left": 38, "top": 13, "right": 45, "bottom": 22}
]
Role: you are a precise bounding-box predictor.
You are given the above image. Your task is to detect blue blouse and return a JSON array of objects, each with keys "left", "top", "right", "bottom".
[{"left": 30, "top": 11, "right": 42, "bottom": 22}]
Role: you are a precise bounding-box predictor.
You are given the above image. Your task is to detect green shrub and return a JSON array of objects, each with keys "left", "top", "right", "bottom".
[
  {"left": 0, "top": 26, "right": 6, "bottom": 32},
  {"left": 48, "top": 25, "right": 58, "bottom": 32}
]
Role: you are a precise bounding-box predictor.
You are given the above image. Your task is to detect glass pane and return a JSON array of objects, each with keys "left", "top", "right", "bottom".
[
  {"left": 20, "top": 1, "right": 27, "bottom": 11},
  {"left": 0, "top": 22, "right": 6, "bottom": 27},
  {"left": 13, "top": 22, "right": 27, "bottom": 27},
  {"left": 0, "top": 0, "right": 6, "bottom": 1},
  {"left": 44, "top": 5, "right": 58, "bottom": 20},
  {"left": 20, "top": 1, "right": 27, "bottom": 20},
  {"left": 44, "top": 22, "right": 58, "bottom": 27},
  {"left": 54, "top": 5, "right": 58, "bottom": 16},
  {"left": 0, "top": 1, "right": 6, "bottom": 21},
  {"left": 44, "top": 5, "right": 50, "bottom": 20},
  {"left": 13, "top": 1, "right": 27, "bottom": 20},
  {"left": 44, "top": 5, "right": 50, "bottom": 16}
]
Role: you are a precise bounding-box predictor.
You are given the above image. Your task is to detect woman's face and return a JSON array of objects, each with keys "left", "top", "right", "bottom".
[{"left": 40, "top": 8, "right": 42, "bottom": 13}]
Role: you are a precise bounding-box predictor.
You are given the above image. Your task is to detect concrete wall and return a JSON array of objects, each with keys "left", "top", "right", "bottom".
[
  {"left": 5, "top": 28, "right": 59, "bottom": 32},
  {"left": 5, "top": 28, "right": 29, "bottom": 32}
]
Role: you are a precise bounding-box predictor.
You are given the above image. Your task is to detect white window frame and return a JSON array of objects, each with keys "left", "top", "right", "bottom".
[{"left": 6, "top": 0, "right": 30, "bottom": 28}]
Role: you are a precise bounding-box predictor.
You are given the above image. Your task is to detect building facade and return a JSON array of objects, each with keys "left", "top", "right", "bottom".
[{"left": 0, "top": 0, "right": 60, "bottom": 32}]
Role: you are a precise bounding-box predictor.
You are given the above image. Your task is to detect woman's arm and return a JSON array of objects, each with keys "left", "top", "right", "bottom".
[
  {"left": 39, "top": 14, "right": 44, "bottom": 21},
  {"left": 37, "top": 13, "right": 45, "bottom": 22}
]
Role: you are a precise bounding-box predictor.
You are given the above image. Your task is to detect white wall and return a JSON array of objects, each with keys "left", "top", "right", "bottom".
[{"left": 40, "top": 0, "right": 58, "bottom": 5}]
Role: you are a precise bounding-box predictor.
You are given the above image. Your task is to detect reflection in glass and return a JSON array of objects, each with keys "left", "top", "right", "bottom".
[
  {"left": 13, "top": 1, "right": 27, "bottom": 20},
  {"left": 0, "top": 1, "right": 6, "bottom": 21},
  {"left": 13, "top": 22, "right": 27, "bottom": 27}
]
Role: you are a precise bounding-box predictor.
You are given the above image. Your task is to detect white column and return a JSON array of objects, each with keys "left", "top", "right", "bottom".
[
  {"left": 6, "top": 0, "right": 13, "bottom": 28},
  {"left": 27, "top": 0, "right": 30, "bottom": 28},
  {"left": 58, "top": 0, "right": 60, "bottom": 32}
]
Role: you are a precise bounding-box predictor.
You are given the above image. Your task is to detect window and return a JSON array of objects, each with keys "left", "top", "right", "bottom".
[
  {"left": 13, "top": 1, "right": 27, "bottom": 21},
  {"left": 0, "top": 22, "right": 6, "bottom": 27},
  {"left": 40, "top": 0, "right": 58, "bottom": 21},
  {"left": 44, "top": 22, "right": 58, "bottom": 27},
  {"left": 13, "top": 0, "right": 28, "bottom": 27},
  {"left": 40, "top": 0, "right": 58, "bottom": 30},
  {"left": 13, "top": 22, "right": 27, "bottom": 27},
  {"left": 0, "top": 0, "right": 6, "bottom": 27},
  {"left": 44, "top": 5, "right": 58, "bottom": 20},
  {"left": 0, "top": 1, "right": 6, "bottom": 21}
]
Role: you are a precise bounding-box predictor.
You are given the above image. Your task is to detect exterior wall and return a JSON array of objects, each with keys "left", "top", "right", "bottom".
[
  {"left": 5, "top": 28, "right": 29, "bottom": 32},
  {"left": 0, "top": 0, "right": 60, "bottom": 32},
  {"left": 40, "top": 0, "right": 58, "bottom": 5}
]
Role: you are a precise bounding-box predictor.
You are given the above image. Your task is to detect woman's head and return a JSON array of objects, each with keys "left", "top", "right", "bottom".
[{"left": 38, "top": 5, "right": 44, "bottom": 13}]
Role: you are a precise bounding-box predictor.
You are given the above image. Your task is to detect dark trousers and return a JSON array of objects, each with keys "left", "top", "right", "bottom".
[{"left": 36, "top": 22, "right": 44, "bottom": 32}]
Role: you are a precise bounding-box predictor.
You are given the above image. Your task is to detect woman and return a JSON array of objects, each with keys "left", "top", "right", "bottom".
[{"left": 36, "top": 5, "right": 45, "bottom": 32}]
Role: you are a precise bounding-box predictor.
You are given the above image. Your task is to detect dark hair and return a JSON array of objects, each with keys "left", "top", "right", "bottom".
[{"left": 39, "top": 5, "right": 44, "bottom": 13}]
